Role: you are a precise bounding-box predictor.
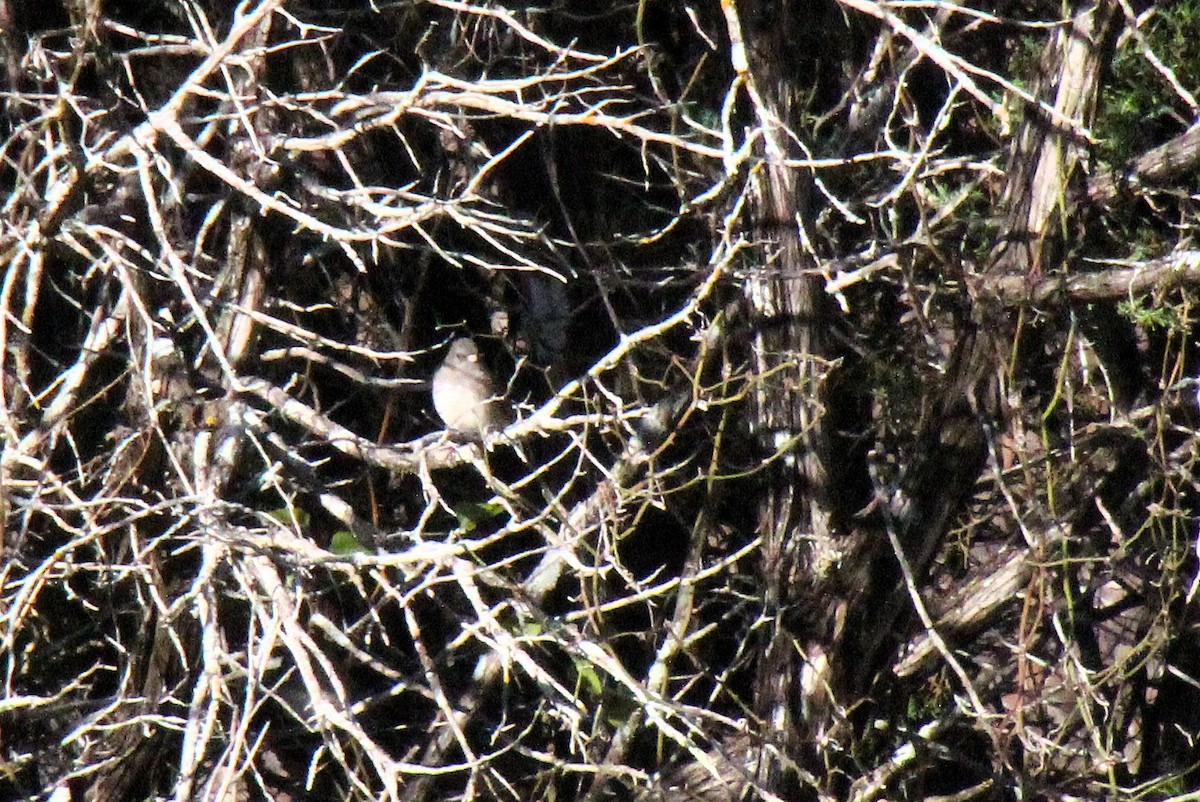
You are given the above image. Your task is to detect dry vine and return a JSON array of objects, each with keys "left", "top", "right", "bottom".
[{"left": 0, "top": 2, "right": 1198, "bottom": 801}]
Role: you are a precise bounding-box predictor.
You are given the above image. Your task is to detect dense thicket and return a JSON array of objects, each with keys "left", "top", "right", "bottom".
[{"left": 1, "top": 1, "right": 1199, "bottom": 800}]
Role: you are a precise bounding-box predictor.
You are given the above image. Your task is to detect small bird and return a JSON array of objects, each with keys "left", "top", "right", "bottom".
[{"left": 431, "top": 337, "right": 508, "bottom": 437}]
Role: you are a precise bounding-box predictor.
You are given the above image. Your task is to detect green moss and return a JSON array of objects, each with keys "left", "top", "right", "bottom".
[
  {"left": 1095, "top": 3, "right": 1200, "bottom": 167},
  {"left": 1117, "top": 292, "right": 1193, "bottom": 334}
]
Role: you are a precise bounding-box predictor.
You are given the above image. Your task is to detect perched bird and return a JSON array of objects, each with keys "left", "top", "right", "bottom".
[{"left": 431, "top": 337, "right": 508, "bottom": 437}]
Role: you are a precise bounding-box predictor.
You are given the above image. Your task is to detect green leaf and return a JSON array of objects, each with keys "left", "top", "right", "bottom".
[
  {"left": 573, "top": 658, "right": 604, "bottom": 698},
  {"left": 266, "top": 507, "right": 311, "bottom": 528},
  {"left": 329, "top": 530, "right": 370, "bottom": 555},
  {"left": 452, "top": 500, "right": 506, "bottom": 532}
]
